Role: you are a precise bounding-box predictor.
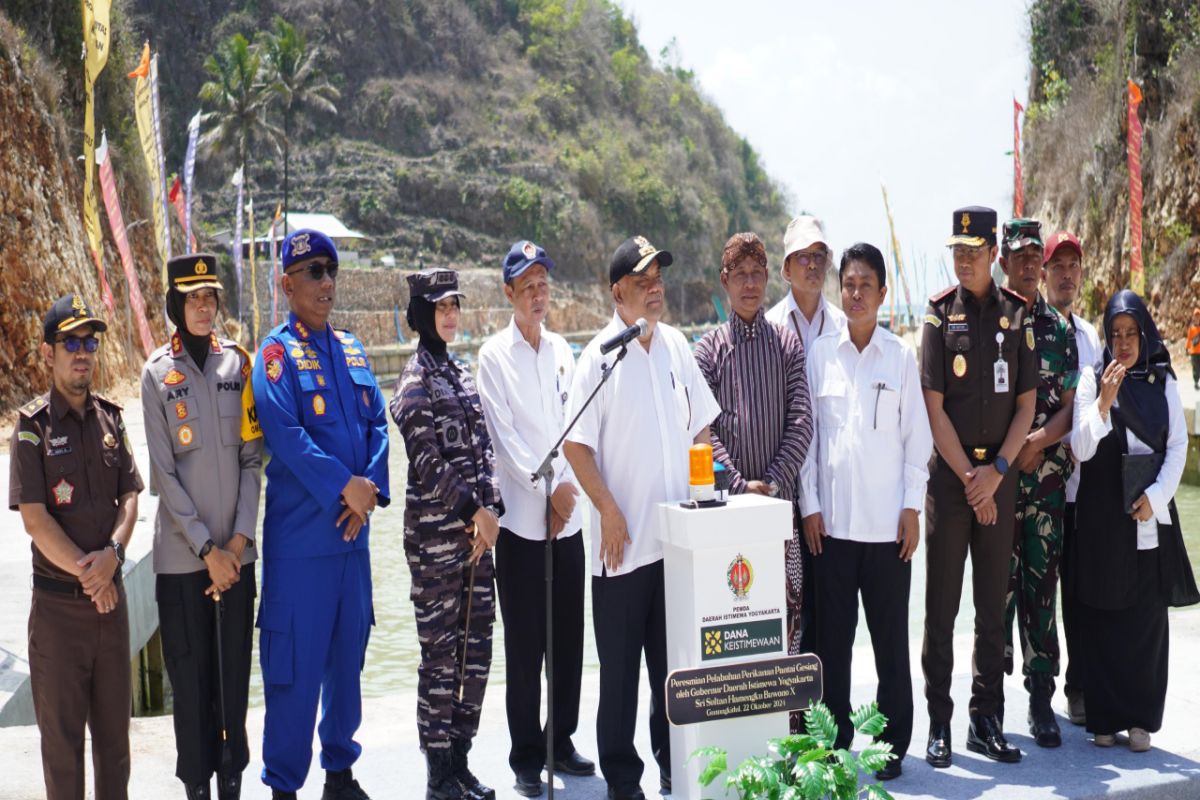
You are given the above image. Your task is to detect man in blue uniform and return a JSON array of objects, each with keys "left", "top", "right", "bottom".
[{"left": 253, "top": 229, "right": 391, "bottom": 800}]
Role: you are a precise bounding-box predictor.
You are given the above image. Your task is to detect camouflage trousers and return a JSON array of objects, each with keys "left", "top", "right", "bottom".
[
  {"left": 1005, "top": 444, "right": 1073, "bottom": 677},
  {"left": 405, "top": 526, "right": 496, "bottom": 751}
]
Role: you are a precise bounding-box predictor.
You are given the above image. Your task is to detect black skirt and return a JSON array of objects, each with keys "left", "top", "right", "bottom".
[{"left": 1077, "top": 547, "right": 1169, "bottom": 735}]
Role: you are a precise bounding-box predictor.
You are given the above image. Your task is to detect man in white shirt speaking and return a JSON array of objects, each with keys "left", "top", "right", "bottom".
[
  {"left": 800, "top": 242, "right": 933, "bottom": 781},
  {"left": 564, "top": 236, "right": 720, "bottom": 800},
  {"left": 477, "top": 241, "right": 595, "bottom": 797}
]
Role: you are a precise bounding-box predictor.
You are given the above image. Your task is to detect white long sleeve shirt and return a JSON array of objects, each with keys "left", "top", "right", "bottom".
[
  {"left": 800, "top": 325, "right": 933, "bottom": 543},
  {"left": 477, "top": 317, "right": 582, "bottom": 541},
  {"left": 765, "top": 291, "right": 847, "bottom": 353},
  {"left": 1065, "top": 313, "right": 1103, "bottom": 503},
  {"left": 1071, "top": 369, "right": 1186, "bottom": 549}
]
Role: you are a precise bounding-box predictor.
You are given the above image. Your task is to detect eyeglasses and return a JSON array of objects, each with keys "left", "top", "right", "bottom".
[
  {"left": 793, "top": 250, "right": 829, "bottom": 269},
  {"left": 288, "top": 261, "right": 339, "bottom": 282},
  {"left": 57, "top": 335, "right": 100, "bottom": 353}
]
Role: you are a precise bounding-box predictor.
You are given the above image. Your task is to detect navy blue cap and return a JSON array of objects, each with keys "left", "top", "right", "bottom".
[
  {"left": 282, "top": 229, "right": 338, "bottom": 272},
  {"left": 503, "top": 240, "right": 556, "bottom": 284}
]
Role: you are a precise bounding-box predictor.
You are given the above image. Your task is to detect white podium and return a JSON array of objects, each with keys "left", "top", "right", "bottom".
[{"left": 658, "top": 493, "right": 794, "bottom": 799}]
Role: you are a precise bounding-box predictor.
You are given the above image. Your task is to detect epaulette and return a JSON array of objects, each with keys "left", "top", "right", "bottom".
[
  {"left": 1000, "top": 285, "right": 1029, "bottom": 305},
  {"left": 93, "top": 393, "right": 124, "bottom": 411},
  {"left": 146, "top": 342, "right": 173, "bottom": 364},
  {"left": 18, "top": 395, "right": 49, "bottom": 418},
  {"left": 929, "top": 285, "right": 956, "bottom": 304}
]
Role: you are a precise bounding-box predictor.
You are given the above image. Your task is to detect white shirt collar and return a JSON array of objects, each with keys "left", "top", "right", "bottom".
[
  {"left": 835, "top": 322, "right": 884, "bottom": 355},
  {"left": 786, "top": 290, "right": 827, "bottom": 326}
]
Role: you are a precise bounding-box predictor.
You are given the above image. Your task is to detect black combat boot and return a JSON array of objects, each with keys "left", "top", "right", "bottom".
[
  {"left": 427, "top": 748, "right": 467, "bottom": 800},
  {"left": 184, "top": 782, "right": 211, "bottom": 800},
  {"left": 322, "top": 767, "right": 371, "bottom": 800},
  {"left": 216, "top": 772, "right": 241, "bottom": 800},
  {"left": 1027, "top": 674, "right": 1062, "bottom": 747},
  {"left": 451, "top": 738, "right": 495, "bottom": 800}
]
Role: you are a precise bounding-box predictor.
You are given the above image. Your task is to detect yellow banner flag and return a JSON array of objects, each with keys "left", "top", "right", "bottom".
[
  {"left": 82, "top": 0, "right": 113, "bottom": 312},
  {"left": 128, "top": 43, "right": 169, "bottom": 281}
]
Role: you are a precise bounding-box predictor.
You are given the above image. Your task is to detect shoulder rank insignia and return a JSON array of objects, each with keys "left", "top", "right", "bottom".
[{"left": 19, "top": 396, "right": 48, "bottom": 418}]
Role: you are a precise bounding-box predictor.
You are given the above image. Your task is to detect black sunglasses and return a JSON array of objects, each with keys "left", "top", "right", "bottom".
[
  {"left": 57, "top": 335, "right": 100, "bottom": 353},
  {"left": 287, "top": 261, "right": 339, "bottom": 281}
]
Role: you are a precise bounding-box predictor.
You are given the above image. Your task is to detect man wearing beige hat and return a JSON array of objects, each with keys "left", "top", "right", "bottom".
[{"left": 766, "top": 215, "right": 847, "bottom": 352}]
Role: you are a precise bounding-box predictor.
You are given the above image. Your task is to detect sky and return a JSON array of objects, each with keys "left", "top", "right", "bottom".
[{"left": 620, "top": 0, "right": 1032, "bottom": 303}]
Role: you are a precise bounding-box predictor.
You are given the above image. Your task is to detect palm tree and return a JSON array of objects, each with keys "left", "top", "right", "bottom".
[
  {"left": 198, "top": 32, "right": 282, "bottom": 189},
  {"left": 259, "top": 16, "right": 340, "bottom": 236}
]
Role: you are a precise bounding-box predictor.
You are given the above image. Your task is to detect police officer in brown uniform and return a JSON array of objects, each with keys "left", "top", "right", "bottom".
[
  {"left": 9, "top": 294, "right": 144, "bottom": 800},
  {"left": 921, "top": 207, "right": 1037, "bottom": 768}
]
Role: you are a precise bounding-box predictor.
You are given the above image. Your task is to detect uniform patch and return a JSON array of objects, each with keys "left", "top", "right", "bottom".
[
  {"left": 294, "top": 320, "right": 310, "bottom": 340},
  {"left": 316, "top": 374, "right": 326, "bottom": 387},
  {"left": 345, "top": 355, "right": 367, "bottom": 368},
  {"left": 103, "top": 433, "right": 117, "bottom": 448},
  {"left": 1026, "top": 328, "right": 1035, "bottom": 350},
  {"left": 296, "top": 358, "right": 322, "bottom": 371},
  {"left": 948, "top": 313, "right": 966, "bottom": 322},
  {"left": 164, "top": 369, "right": 186, "bottom": 386},
  {"left": 51, "top": 479, "right": 74, "bottom": 506},
  {"left": 20, "top": 396, "right": 48, "bottom": 418},
  {"left": 925, "top": 314, "right": 942, "bottom": 328},
  {"left": 46, "top": 435, "right": 71, "bottom": 456},
  {"left": 291, "top": 347, "right": 305, "bottom": 358},
  {"left": 175, "top": 401, "right": 188, "bottom": 420},
  {"left": 178, "top": 424, "right": 194, "bottom": 446},
  {"left": 18, "top": 431, "right": 40, "bottom": 446},
  {"left": 953, "top": 354, "right": 967, "bottom": 378},
  {"left": 313, "top": 394, "right": 326, "bottom": 416},
  {"left": 362, "top": 389, "right": 370, "bottom": 408},
  {"left": 948, "top": 322, "right": 969, "bottom": 333},
  {"left": 263, "top": 343, "right": 286, "bottom": 383},
  {"left": 1000, "top": 316, "right": 1010, "bottom": 330}
]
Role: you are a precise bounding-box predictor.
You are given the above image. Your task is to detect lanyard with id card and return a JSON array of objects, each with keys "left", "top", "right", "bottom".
[{"left": 993, "top": 331, "right": 1009, "bottom": 393}]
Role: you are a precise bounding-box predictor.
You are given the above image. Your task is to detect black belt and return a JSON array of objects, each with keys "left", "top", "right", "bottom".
[{"left": 33, "top": 572, "right": 122, "bottom": 598}]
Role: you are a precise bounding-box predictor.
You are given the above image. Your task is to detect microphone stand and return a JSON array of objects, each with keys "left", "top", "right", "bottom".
[{"left": 531, "top": 342, "right": 631, "bottom": 799}]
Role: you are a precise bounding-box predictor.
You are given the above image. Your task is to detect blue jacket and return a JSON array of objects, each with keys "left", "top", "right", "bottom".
[{"left": 252, "top": 313, "right": 390, "bottom": 559}]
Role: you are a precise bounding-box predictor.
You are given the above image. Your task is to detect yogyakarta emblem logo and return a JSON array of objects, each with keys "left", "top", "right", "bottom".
[{"left": 727, "top": 553, "right": 753, "bottom": 600}]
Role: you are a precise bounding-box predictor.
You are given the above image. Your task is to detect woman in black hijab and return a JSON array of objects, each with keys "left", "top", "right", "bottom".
[{"left": 1067, "top": 290, "right": 1198, "bottom": 752}]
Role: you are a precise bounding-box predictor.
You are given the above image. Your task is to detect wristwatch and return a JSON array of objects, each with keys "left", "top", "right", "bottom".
[
  {"left": 766, "top": 480, "right": 781, "bottom": 498},
  {"left": 198, "top": 539, "right": 216, "bottom": 560},
  {"left": 106, "top": 540, "right": 125, "bottom": 567},
  {"left": 993, "top": 456, "right": 1010, "bottom": 476}
]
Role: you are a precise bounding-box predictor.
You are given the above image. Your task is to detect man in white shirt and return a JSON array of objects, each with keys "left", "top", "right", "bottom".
[
  {"left": 564, "top": 236, "right": 720, "bottom": 800},
  {"left": 765, "top": 214, "right": 844, "bottom": 656},
  {"left": 800, "top": 243, "right": 932, "bottom": 781},
  {"left": 1042, "top": 230, "right": 1101, "bottom": 727},
  {"left": 477, "top": 241, "right": 594, "bottom": 798}
]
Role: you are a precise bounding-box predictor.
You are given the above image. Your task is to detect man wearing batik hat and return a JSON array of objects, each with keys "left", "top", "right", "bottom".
[
  {"left": 998, "top": 219, "right": 1079, "bottom": 749},
  {"left": 10, "top": 294, "right": 143, "bottom": 800},
  {"left": 920, "top": 207, "right": 1036, "bottom": 768},
  {"left": 253, "top": 229, "right": 391, "bottom": 800},
  {"left": 564, "top": 236, "right": 720, "bottom": 800}
]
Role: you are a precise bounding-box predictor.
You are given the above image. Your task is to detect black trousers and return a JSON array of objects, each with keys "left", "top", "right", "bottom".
[
  {"left": 1060, "top": 502, "right": 1082, "bottom": 699},
  {"left": 494, "top": 527, "right": 586, "bottom": 774},
  {"left": 813, "top": 537, "right": 913, "bottom": 757},
  {"left": 157, "top": 563, "right": 256, "bottom": 785},
  {"left": 593, "top": 560, "right": 669, "bottom": 791}
]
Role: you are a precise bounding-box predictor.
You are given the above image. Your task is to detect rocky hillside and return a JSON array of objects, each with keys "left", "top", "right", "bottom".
[{"left": 1022, "top": 0, "right": 1200, "bottom": 337}]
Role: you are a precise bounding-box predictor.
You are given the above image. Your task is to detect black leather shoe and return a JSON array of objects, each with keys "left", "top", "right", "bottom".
[
  {"left": 1026, "top": 674, "right": 1062, "bottom": 748},
  {"left": 926, "top": 721, "right": 952, "bottom": 768},
  {"left": 967, "top": 714, "right": 1023, "bottom": 763},
  {"left": 322, "top": 768, "right": 371, "bottom": 800},
  {"left": 875, "top": 758, "right": 903, "bottom": 781},
  {"left": 185, "top": 783, "right": 211, "bottom": 800},
  {"left": 217, "top": 772, "right": 241, "bottom": 800},
  {"left": 607, "top": 788, "right": 647, "bottom": 800},
  {"left": 554, "top": 751, "right": 596, "bottom": 776},
  {"left": 513, "top": 770, "right": 543, "bottom": 797}
]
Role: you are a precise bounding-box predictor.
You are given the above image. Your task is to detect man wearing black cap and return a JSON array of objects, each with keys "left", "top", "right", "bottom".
[
  {"left": 920, "top": 207, "right": 1037, "bottom": 767},
  {"left": 478, "top": 242, "right": 594, "bottom": 797},
  {"left": 10, "top": 294, "right": 144, "bottom": 800},
  {"left": 253, "top": 230, "right": 391, "bottom": 800},
  {"left": 564, "top": 236, "right": 720, "bottom": 800},
  {"left": 142, "top": 254, "right": 264, "bottom": 799}
]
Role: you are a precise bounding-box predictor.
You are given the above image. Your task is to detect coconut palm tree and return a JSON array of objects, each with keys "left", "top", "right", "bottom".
[
  {"left": 258, "top": 16, "right": 340, "bottom": 236},
  {"left": 198, "top": 32, "right": 281, "bottom": 189}
]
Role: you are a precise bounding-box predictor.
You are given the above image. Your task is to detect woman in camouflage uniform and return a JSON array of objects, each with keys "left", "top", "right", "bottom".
[{"left": 391, "top": 268, "right": 502, "bottom": 800}]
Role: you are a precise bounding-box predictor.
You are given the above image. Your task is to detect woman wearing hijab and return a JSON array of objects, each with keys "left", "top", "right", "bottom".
[
  {"left": 390, "top": 268, "right": 503, "bottom": 800},
  {"left": 141, "top": 254, "right": 263, "bottom": 799},
  {"left": 1068, "top": 289, "right": 1198, "bottom": 752}
]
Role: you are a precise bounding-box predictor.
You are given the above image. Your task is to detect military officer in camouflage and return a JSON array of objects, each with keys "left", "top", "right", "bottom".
[
  {"left": 921, "top": 206, "right": 1038, "bottom": 768},
  {"left": 998, "top": 219, "right": 1079, "bottom": 748},
  {"left": 391, "top": 268, "right": 503, "bottom": 800}
]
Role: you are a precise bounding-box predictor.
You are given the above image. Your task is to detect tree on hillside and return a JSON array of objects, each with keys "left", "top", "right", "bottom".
[
  {"left": 198, "top": 32, "right": 281, "bottom": 190},
  {"left": 258, "top": 16, "right": 340, "bottom": 236}
]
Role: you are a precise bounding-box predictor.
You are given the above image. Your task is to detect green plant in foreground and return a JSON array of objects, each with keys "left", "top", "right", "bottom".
[{"left": 692, "top": 701, "right": 894, "bottom": 800}]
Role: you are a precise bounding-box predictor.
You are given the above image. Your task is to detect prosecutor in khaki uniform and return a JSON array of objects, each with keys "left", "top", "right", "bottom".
[
  {"left": 141, "top": 254, "right": 263, "bottom": 800},
  {"left": 9, "top": 294, "right": 144, "bottom": 800}
]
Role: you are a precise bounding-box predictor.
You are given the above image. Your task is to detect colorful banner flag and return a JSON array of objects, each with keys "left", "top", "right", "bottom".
[
  {"left": 269, "top": 203, "right": 282, "bottom": 326},
  {"left": 1013, "top": 98, "right": 1025, "bottom": 218},
  {"left": 1127, "top": 80, "right": 1145, "bottom": 295},
  {"left": 96, "top": 133, "right": 155, "bottom": 357},
  {"left": 82, "top": 0, "right": 115, "bottom": 315},
  {"left": 150, "top": 55, "right": 172, "bottom": 263},
  {"left": 248, "top": 197, "right": 260, "bottom": 343},
  {"left": 231, "top": 166, "right": 245, "bottom": 326},
  {"left": 128, "top": 44, "right": 168, "bottom": 281},
  {"left": 168, "top": 175, "right": 188, "bottom": 245},
  {"left": 183, "top": 110, "right": 200, "bottom": 252}
]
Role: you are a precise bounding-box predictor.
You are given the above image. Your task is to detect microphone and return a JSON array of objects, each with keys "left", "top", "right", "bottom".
[{"left": 600, "top": 318, "right": 649, "bottom": 355}]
